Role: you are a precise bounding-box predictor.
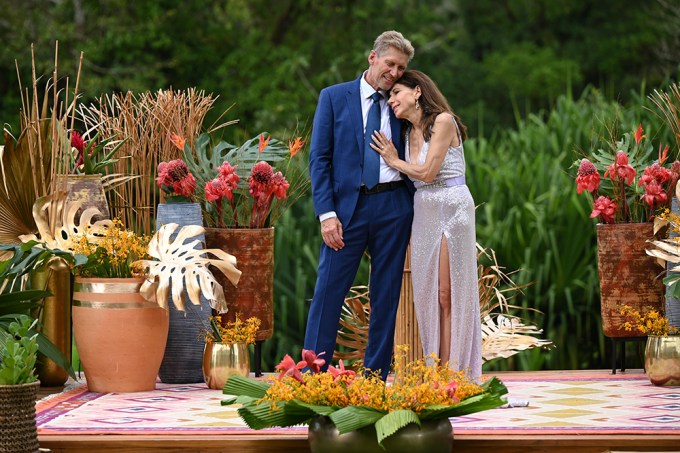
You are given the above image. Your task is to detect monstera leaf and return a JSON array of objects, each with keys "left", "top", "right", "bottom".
[{"left": 134, "top": 223, "right": 241, "bottom": 312}]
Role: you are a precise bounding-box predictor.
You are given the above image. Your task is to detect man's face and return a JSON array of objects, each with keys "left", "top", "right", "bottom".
[{"left": 365, "top": 47, "right": 409, "bottom": 91}]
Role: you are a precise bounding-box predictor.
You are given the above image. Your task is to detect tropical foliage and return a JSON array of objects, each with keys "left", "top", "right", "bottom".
[{"left": 0, "top": 315, "right": 39, "bottom": 385}]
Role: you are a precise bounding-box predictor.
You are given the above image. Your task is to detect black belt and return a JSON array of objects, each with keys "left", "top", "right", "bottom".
[{"left": 360, "top": 180, "right": 405, "bottom": 195}]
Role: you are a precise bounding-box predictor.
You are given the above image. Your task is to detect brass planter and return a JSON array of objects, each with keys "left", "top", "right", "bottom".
[
  {"left": 308, "top": 416, "right": 453, "bottom": 453},
  {"left": 202, "top": 342, "right": 250, "bottom": 390},
  {"left": 645, "top": 335, "right": 680, "bottom": 386}
]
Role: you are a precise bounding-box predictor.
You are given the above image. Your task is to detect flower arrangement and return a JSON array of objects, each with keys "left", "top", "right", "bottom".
[
  {"left": 222, "top": 346, "right": 507, "bottom": 446},
  {"left": 620, "top": 304, "right": 678, "bottom": 336},
  {"left": 204, "top": 314, "right": 261, "bottom": 345},
  {"left": 71, "top": 219, "right": 150, "bottom": 278},
  {"left": 164, "top": 131, "right": 309, "bottom": 228},
  {"left": 70, "top": 130, "right": 126, "bottom": 175},
  {"left": 574, "top": 124, "right": 680, "bottom": 224}
]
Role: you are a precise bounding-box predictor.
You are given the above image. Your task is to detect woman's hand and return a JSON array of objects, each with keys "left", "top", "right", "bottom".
[{"left": 370, "top": 131, "right": 398, "bottom": 166}]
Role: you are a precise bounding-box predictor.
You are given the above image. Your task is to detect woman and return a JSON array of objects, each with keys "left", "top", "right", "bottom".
[{"left": 371, "top": 69, "right": 481, "bottom": 380}]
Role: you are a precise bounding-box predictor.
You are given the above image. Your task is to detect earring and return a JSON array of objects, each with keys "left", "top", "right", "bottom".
[{"left": 415, "top": 98, "right": 420, "bottom": 110}]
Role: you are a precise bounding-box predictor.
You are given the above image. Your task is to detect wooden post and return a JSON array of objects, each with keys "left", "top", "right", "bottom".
[{"left": 394, "top": 245, "right": 423, "bottom": 364}]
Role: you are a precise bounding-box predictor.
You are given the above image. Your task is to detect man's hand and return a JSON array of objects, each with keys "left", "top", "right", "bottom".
[{"left": 321, "top": 217, "right": 344, "bottom": 251}]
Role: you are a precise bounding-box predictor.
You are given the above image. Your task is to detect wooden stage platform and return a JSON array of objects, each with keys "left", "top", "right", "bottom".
[{"left": 37, "top": 369, "right": 680, "bottom": 453}]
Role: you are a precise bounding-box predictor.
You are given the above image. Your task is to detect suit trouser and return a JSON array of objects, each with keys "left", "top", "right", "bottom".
[{"left": 304, "top": 185, "right": 413, "bottom": 380}]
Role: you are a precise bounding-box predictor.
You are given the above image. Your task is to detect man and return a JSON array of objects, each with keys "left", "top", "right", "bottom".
[{"left": 304, "top": 31, "right": 415, "bottom": 380}]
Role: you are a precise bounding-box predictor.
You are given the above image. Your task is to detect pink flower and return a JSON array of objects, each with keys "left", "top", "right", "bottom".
[
  {"left": 301, "top": 349, "right": 326, "bottom": 373},
  {"left": 445, "top": 380, "right": 459, "bottom": 400},
  {"left": 575, "top": 159, "right": 600, "bottom": 194},
  {"left": 249, "top": 161, "right": 274, "bottom": 197},
  {"left": 205, "top": 178, "right": 230, "bottom": 202},
  {"left": 639, "top": 163, "right": 671, "bottom": 186},
  {"left": 590, "top": 196, "right": 618, "bottom": 224},
  {"left": 217, "top": 162, "right": 241, "bottom": 189},
  {"left": 642, "top": 179, "right": 667, "bottom": 207},
  {"left": 275, "top": 354, "right": 305, "bottom": 384},
  {"left": 604, "top": 151, "right": 636, "bottom": 185},
  {"left": 328, "top": 360, "right": 356, "bottom": 383},
  {"left": 269, "top": 171, "right": 289, "bottom": 199},
  {"left": 156, "top": 159, "right": 196, "bottom": 198}
]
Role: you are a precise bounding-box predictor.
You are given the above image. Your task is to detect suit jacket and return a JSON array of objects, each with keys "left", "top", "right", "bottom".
[{"left": 309, "top": 75, "right": 413, "bottom": 227}]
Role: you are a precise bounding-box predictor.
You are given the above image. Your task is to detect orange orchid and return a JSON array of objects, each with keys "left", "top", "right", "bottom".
[
  {"left": 169, "top": 132, "right": 186, "bottom": 151},
  {"left": 258, "top": 133, "right": 271, "bottom": 153},
  {"left": 288, "top": 137, "right": 306, "bottom": 157},
  {"left": 633, "top": 123, "right": 646, "bottom": 145}
]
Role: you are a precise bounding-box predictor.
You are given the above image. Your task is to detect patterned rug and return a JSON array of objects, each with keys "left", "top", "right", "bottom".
[{"left": 36, "top": 372, "right": 680, "bottom": 436}]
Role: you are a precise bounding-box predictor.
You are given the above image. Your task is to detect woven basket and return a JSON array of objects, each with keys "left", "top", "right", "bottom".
[{"left": 0, "top": 381, "right": 40, "bottom": 453}]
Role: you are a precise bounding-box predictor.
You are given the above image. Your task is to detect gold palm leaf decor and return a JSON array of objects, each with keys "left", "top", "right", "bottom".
[
  {"left": 335, "top": 285, "right": 370, "bottom": 365},
  {"left": 18, "top": 194, "right": 112, "bottom": 252},
  {"left": 134, "top": 223, "right": 241, "bottom": 313}
]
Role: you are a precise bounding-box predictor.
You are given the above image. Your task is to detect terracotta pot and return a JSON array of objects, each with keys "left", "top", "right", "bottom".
[
  {"left": 596, "top": 223, "right": 664, "bottom": 337},
  {"left": 645, "top": 335, "right": 680, "bottom": 386},
  {"left": 308, "top": 415, "right": 453, "bottom": 453},
  {"left": 202, "top": 342, "right": 250, "bottom": 390},
  {"left": 205, "top": 227, "right": 274, "bottom": 341},
  {"left": 0, "top": 381, "right": 40, "bottom": 453},
  {"left": 72, "top": 277, "right": 169, "bottom": 393}
]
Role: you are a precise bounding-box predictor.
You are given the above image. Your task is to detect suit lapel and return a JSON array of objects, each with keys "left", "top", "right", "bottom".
[{"left": 346, "top": 77, "right": 364, "bottom": 153}]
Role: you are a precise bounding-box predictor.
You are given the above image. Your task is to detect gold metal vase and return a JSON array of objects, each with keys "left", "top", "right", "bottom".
[
  {"left": 645, "top": 335, "right": 680, "bottom": 386},
  {"left": 202, "top": 342, "right": 250, "bottom": 390}
]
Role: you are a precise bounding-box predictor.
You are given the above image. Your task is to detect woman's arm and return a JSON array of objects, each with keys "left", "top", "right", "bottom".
[{"left": 371, "top": 113, "right": 458, "bottom": 183}]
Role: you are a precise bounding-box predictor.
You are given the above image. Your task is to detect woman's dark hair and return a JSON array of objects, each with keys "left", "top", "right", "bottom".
[{"left": 394, "top": 69, "right": 467, "bottom": 143}]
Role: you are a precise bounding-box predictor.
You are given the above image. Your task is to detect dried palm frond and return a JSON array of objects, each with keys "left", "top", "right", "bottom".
[
  {"left": 649, "top": 83, "right": 680, "bottom": 151},
  {"left": 134, "top": 223, "right": 241, "bottom": 312},
  {"left": 481, "top": 314, "right": 554, "bottom": 361},
  {"left": 335, "top": 286, "right": 370, "bottom": 365},
  {"left": 335, "top": 244, "right": 554, "bottom": 365},
  {"left": 0, "top": 44, "right": 78, "bottom": 244}
]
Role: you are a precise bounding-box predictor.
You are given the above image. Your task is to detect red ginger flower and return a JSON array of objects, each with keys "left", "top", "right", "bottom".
[
  {"left": 205, "top": 178, "right": 231, "bottom": 202},
  {"left": 217, "top": 162, "right": 241, "bottom": 187},
  {"left": 590, "top": 196, "right": 617, "bottom": 224},
  {"left": 604, "top": 151, "right": 636, "bottom": 185},
  {"left": 575, "top": 158, "right": 600, "bottom": 194},
  {"left": 639, "top": 163, "right": 671, "bottom": 186}
]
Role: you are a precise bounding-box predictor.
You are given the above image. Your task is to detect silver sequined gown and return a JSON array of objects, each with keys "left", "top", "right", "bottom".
[{"left": 406, "top": 122, "right": 482, "bottom": 380}]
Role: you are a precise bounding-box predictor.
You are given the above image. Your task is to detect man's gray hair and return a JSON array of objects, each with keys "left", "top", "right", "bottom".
[{"left": 373, "top": 31, "right": 415, "bottom": 62}]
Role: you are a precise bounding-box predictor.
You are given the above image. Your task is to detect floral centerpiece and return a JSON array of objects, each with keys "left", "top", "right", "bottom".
[
  {"left": 204, "top": 314, "right": 261, "bottom": 346},
  {"left": 164, "top": 131, "right": 309, "bottom": 228},
  {"left": 574, "top": 124, "right": 680, "bottom": 224},
  {"left": 222, "top": 347, "right": 507, "bottom": 449}
]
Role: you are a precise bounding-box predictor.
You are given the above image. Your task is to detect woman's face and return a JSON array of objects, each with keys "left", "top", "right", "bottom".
[{"left": 388, "top": 83, "right": 419, "bottom": 119}]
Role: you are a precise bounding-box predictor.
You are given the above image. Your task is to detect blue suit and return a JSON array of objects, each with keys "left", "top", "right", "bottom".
[{"left": 304, "top": 75, "right": 414, "bottom": 380}]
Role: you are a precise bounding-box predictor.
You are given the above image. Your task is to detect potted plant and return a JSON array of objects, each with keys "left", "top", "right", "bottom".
[
  {"left": 222, "top": 347, "right": 507, "bottom": 453},
  {"left": 165, "top": 130, "right": 309, "bottom": 375},
  {"left": 201, "top": 314, "right": 261, "bottom": 390},
  {"left": 619, "top": 304, "right": 679, "bottom": 386},
  {"left": 573, "top": 123, "right": 680, "bottom": 338},
  {"left": 0, "top": 315, "right": 41, "bottom": 453}
]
